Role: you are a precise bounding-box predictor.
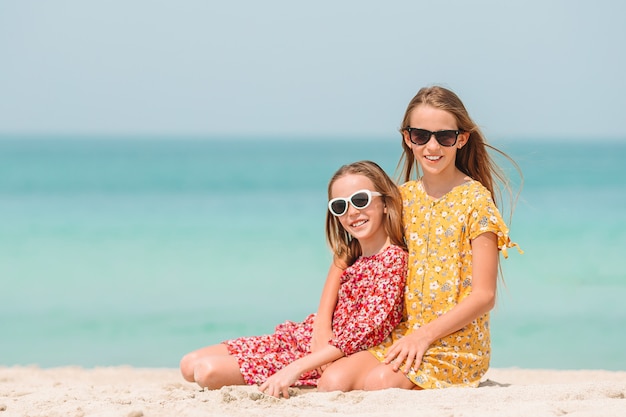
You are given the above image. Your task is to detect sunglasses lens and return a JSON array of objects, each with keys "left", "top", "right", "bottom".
[
  {"left": 330, "top": 200, "right": 347, "bottom": 216},
  {"left": 435, "top": 131, "right": 458, "bottom": 147},
  {"left": 410, "top": 129, "right": 431, "bottom": 145},
  {"left": 350, "top": 192, "right": 370, "bottom": 208}
]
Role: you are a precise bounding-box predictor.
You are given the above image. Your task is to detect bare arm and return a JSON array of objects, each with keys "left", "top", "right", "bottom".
[
  {"left": 385, "top": 232, "right": 499, "bottom": 373},
  {"left": 310, "top": 262, "right": 343, "bottom": 353},
  {"left": 259, "top": 344, "right": 344, "bottom": 398}
]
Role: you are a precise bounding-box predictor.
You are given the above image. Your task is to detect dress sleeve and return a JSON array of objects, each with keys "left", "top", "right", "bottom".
[
  {"left": 329, "top": 247, "right": 407, "bottom": 355},
  {"left": 467, "top": 185, "right": 522, "bottom": 258}
]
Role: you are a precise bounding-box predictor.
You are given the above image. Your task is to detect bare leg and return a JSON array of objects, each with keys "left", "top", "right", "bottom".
[
  {"left": 180, "top": 344, "right": 227, "bottom": 382},
  {"left": 362, "top": 362, "right": 417, "bottom": 391},
  {"left": 317, "top": 350, "right": 380, "bottom": 392},
  {"left": 317, "top": 350, "right": 417, "bottom": 392},
  {"left": 179, "top": 344, "right": 245, "bottom": 389}
]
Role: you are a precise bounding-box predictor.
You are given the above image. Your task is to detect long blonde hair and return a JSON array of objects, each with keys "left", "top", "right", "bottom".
[
  {"left": 397, "top": 86, "right": 522, "bottom": 211},
  {"left": 325, "top": 160, "right": 406, "bottom": 268}
]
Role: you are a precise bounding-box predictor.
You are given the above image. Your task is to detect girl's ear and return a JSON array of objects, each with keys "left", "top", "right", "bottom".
[
  {"left": 402, "top": 130, "right": 412, "bottom": 148},
  {"left": 458, "top": 131, "right": 470, "bottom": 149}
]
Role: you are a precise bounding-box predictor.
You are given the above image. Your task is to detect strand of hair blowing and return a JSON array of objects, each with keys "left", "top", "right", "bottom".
[
  {"left": 456, "top": 129, "right": 519, "bottom": 213},
  {"left": 456, "top": 131, "right": 495, "bottom": 202}
]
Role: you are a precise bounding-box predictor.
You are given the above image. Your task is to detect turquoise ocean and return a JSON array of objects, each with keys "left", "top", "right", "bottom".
[{"left": 1, "top": 137, "right": 625, "bottom": 371}]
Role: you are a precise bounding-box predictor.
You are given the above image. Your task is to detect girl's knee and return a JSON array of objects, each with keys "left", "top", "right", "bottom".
[
  {"left": 317, "top": 366, "right": 350, "bottom": 392},
  {"left": 363, "top": 367, "right": 413, "bottom": 391},
  {"left": 318, "top": 351, "right": 379, "bottom": 392},
  {"left": 179, "top": 353, "right": 198, "bottom": 382},
  {"left": 193, "top": 360, "right": 220, "bottom": 389},
  {"left": 362, "top": 368, "right": 390, "bottom": 390},
  {"left": 192, "top": 356, "right": 245, "bottom": 389}
]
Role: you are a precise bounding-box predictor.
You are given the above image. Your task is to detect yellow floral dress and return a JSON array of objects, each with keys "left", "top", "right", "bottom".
[{"left": 369, "top": 179, "right": 518, "bottom": 389}]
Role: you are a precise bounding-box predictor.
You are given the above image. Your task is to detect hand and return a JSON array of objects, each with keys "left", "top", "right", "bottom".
[
  {"left": 384, "top": 329, "right": 432, "bottom": 374},
  {"left": 258, "top": 365, "right": 300, "bottom": 399}
]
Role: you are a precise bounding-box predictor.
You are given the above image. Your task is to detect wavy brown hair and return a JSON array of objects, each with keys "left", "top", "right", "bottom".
[
  {"left": 397, "top": 86, "right": 522, "bottom": 211},
  {"left": 325, "top": 160, "right": 406, "bottom": 268}
]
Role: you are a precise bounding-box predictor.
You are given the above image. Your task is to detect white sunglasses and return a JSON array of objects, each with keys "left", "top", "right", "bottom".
[{"left": 328, "top": 189, "right": 382, "bottom": 217}]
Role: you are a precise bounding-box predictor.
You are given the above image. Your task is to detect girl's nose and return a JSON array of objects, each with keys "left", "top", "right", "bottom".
[
  {"left": 346, "top": 203, "right": 361, "bottom": 216},
  {"left": 425, "top": 133, "right": 440, "bottom": 149}
]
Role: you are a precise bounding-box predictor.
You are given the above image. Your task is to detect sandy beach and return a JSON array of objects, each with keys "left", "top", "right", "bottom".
[{"left": 1, "top": 367, "right": 624, "bottom": 417}]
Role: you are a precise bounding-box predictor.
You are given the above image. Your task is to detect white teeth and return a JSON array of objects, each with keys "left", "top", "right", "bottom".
[
  {"left": 425, "top": 155, "right": 441, "bottom": 161},
  {"left": 351, "top": 220, "right": 367, "bottom": 227}
]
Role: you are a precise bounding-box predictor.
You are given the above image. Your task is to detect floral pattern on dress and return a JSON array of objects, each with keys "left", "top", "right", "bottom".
[
  {"left": 225, "top": 244, "right": 407, "bottom": 386},
  {"left": 369, "top": 180, "right": 518, "bottom": 389}
]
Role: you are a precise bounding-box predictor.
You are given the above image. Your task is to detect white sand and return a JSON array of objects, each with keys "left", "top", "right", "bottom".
[{"left": 1, "top": 366, "right": 625, "bottom": 417}]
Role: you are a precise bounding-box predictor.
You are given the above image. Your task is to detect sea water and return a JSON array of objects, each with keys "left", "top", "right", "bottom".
[{"left": 0, "top": 136, "right": 624, "bottom": 370}]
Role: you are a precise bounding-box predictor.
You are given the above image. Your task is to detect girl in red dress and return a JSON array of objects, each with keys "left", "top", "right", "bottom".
[{"left": 180, "top": 160, "right": 407, "bottom": 398}]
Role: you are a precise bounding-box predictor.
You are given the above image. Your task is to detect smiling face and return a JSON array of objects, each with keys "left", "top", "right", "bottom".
[
  {"left": 403, "top": 104, "right": 469, "bottom": 180},
  {"left": 329, "top": 173, "right": 388, "bottom": 253}
]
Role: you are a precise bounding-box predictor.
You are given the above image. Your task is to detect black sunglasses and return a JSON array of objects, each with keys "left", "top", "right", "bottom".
[
  {"left": 405, "top": 128, "right": 462, "bottom": 147},
  {"left": 328, "top": 189, "right": 382, "bottom": 217}
]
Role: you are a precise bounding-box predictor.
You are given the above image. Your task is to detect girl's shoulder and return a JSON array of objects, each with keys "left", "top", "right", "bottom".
[
  {"left": 399, "top": 180, "right": 424, "bottom": 199},
  {"left": 373, "top": 244, "right": 408, "bottom": 268},
  {"left": 462, "top": 178, "right": 489, "bottom": 193},
  {"left": 456, "top": 179, "right": 495, "bottom": 203},
  {"left": 399, "top": 180, "right": 420, "bottom": 191},
  {"left": 385, "top": 244, "right": 408, "bottom": 257},
  {"left": 361, "top": 244, "right": 407, "bottom": 262}
]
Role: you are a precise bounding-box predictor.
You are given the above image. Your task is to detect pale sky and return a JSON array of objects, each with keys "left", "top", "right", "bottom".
[{"left": 1, "top": 0, "right": 624, "bottom": 140}]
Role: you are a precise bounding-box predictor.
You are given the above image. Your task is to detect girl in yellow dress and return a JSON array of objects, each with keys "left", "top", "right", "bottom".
[{"left": 317, "top": 86, "right": 521, "bottom": 391}]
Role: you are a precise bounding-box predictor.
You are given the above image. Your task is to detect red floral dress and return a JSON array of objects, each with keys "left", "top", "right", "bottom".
[{"left": 224, "top": 244, "right": 407, "bottom": 386}]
